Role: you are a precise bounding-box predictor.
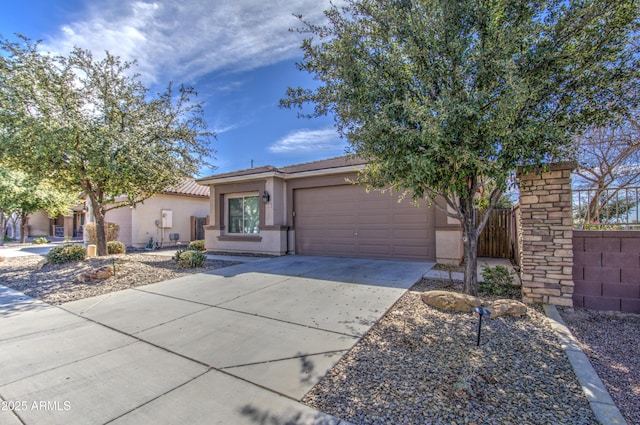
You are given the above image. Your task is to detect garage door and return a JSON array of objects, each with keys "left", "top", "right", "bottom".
[{"left": 294, "top": 185, "right": 435, "bottom": 260}]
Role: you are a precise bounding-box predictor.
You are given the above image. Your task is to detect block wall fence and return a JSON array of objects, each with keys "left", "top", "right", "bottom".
[
  {"left": 516, "top": 162, "right": 640, "bottom": 313},
  {"left": 573, "top": 231, "right": 640, "bottom": 313}
]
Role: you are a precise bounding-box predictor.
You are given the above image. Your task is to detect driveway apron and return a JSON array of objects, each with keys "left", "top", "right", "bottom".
[{"left": 0, "top": 255, "right": 433, "bottom": 425}]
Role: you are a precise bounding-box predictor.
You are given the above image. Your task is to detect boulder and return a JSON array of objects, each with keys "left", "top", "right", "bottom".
[
  {"left": 421, "top": 290, "right": 482, "bottom": 313},
  {"left": 75, "top": 266, "right": 114, "bottom": 283},
  {"left": 486, "top": 299, "right": 527, "bottom": 317}
]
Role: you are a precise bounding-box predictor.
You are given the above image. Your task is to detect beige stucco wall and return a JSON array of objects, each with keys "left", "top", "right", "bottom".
[
  {"left": 104, "top": 206, "right": 133, "bottom": 246},
  {"left": 130, "top": 194, "right": 209, "bottom": 248},
  {"left": 27, "top": 211, "right": 50, "bottom": 237}
]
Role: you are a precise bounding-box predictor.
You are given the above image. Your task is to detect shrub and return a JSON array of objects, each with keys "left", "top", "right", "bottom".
[
  {"left": 479, "top": 264, "right": 517, "bottom": 297},
  {"left": 175, "top": 250, "right": 206, "bottom": 268},
  {"left": 4, "top": 235, "right": 14, "bottom": 242},
  {"left": 107, "top": 241, "right": 126, "bottom": 255},
  {"left": 32, "top": 237, "right": 49, "bottom": 244},
  {"left": 173, "top": 249, "right": 186, "bottom": 261},
  {"left": 84, "top": 222, "right": 119, "bottom": 245},
  {"left": 188, "top": 240, "right": 206, "bottom": 251},
  {"left": 47, "top": 244, "right": 87, "bottom": 264}
]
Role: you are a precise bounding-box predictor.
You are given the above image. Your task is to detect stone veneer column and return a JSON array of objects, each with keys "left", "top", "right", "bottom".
[{"left": 517, "top": 162, "right": 576, "bottom": 306}]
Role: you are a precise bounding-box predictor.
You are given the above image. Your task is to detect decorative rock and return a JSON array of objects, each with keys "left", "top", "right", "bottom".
[
  {"left": 421, "top": 290, "right": 482, "bottom": 312},
  {"left": 487, "top": 299, "right": 527, "bottom": 317},
  {"left": 75, "top": 266, "right": 114, "bottom": 283}
]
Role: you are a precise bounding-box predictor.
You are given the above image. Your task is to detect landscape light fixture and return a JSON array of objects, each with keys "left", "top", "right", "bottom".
[
  {"left": 262, "top": 191, "right": 270, "bottom": 203},
  {"left": 472, "top": 306, "right": 491, "bottom": 346}
]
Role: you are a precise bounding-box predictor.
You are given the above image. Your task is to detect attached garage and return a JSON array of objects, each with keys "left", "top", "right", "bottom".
[
  {"left": 293, "top": 185, "right": 435, "bottom": 260},
  {"left": 198, "top": 156, "right": 460, "bottom": 263}
]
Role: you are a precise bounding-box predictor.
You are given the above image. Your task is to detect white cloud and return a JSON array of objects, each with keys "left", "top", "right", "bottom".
[
  {"left": 269, "top": 128, "right": 345, "bottom": 153},
  {"left": 43, "top": 0, "right": 336, "bottom": 84},
  {"left": 212, "top": 123, "right": 239, "bottom": 134}
]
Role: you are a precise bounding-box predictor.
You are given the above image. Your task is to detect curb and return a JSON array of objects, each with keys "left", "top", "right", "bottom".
[{"left": 543, "top": 304, "right": 628, "bottom": 425}]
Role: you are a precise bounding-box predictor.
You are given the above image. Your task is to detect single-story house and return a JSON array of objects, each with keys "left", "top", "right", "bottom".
[
  {"left": 103, "top": 178, "right": 210, "bottom": 248},
  {"left": 27, "top": 205, "right": 86, "bottom": 238},
  {"left": 196, "top": 156, "right": 463, "bottom": 263}
]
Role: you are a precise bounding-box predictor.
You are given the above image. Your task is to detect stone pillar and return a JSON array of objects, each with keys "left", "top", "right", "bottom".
[{"left": 516, "top": 162, "right": 576, "bottom": 306}]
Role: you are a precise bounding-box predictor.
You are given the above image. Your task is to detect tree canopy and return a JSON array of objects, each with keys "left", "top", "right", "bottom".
[
  {"left": 0, "top": 36, "right": 215, "bottom": 255},
  {"left": 282, "top": 0, "right": 640, "bottom": 294},
  {"left": 0, "top": 167, "right": 79, "bottom": 244}
]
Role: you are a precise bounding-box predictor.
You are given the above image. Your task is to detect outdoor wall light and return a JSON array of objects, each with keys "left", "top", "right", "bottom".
[
  {"left": 262, "top": 190, "right": 270, "bottom": 203},
  {"left": 472, "top": 306, "right": 491, "bottom": 346}
]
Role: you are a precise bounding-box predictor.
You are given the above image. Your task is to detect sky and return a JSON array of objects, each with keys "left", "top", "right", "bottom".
[{"left": 0, "top": 0, "right": 348, "bottom": 176}]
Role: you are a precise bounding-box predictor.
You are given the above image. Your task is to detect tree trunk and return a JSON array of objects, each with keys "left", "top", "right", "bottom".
[
  {"left": 20, "top": 211, "right": 29, "bottom": 244},
  {"left": 86, "top": 191, "right": 108, "bottom": 256},
  {"left": 461, "top": 214, "right": 479, "bottom": 296},
  {"left": 0, "top": 210, "right": 6, "bottom": 246},
  {"left": 94, "top": 213, "right": 108, "bottom": 256},
  {"left": 459, "top": 193, "right": 479, "bottom": 296}
]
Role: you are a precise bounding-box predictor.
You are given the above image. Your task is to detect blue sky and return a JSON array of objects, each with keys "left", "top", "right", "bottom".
[{"left": 1, "top": 0, "right": 347, "bottom": 175}]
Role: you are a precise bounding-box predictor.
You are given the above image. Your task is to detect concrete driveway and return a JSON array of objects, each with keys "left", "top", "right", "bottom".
[{"left": 0, "top": 255, "right": 433, "bottom": 425}]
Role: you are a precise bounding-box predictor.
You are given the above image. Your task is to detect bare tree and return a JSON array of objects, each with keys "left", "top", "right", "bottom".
[{"left": 574, "top": 123, "right": 640, "bottom": 222}]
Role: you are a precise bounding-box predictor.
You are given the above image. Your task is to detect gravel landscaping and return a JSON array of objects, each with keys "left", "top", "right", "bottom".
[
  {"left": 0, "top": 252, "right": 239, "bottom": 305},
  {"left": 303, "top": 279, "right": 597, "bottom": 425},
  {"left": 560, "top": 307, "right": 640, "bottom": 425}
]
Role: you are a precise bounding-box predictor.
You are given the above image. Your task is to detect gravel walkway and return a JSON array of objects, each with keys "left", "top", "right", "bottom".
[
  {"left": 0, "top": 253, "right": 239, "bottom": 305},
  {"left": 303, "top": 279, "right": 597, "bottom": 425},
  {"left": 560, "top": 307, "right": 640, "bottom": 425}
]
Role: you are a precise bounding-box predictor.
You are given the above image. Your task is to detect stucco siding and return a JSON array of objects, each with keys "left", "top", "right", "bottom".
[
  {"left": 105, "top": 206, "right": 133, "bottom": 246},
  {"left": 27, "top": 211, "right": 50, "bottom": 236},
  {"left": 130, "top": 195, "right": 209, "bottom": 248}
]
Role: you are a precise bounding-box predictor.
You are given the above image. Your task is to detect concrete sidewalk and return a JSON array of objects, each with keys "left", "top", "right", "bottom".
[{"left": 0, "top": 255, "right": 433, "bottom": 425}]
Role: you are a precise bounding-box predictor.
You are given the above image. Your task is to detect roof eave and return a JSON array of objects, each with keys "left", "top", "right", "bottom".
[{"left": 196, "top": 170, "right": 284, "bottom": 185}]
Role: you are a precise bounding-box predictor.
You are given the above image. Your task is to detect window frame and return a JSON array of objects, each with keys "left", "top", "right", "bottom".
[{"left": 226, "top": 194, "right": 260, "bottom": 235}]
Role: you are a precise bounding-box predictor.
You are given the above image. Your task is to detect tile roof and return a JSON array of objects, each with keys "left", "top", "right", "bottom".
[{"left": 163, "top": 178, "right": 210, "bottom": 197}]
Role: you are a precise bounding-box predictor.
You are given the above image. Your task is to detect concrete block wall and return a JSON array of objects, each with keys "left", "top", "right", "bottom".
[
  {"left": 517, "top": 162, "right": 576, "bottom": 306},
  {"left": 573, "top": 231, "right": 640, "bottom": 313}
]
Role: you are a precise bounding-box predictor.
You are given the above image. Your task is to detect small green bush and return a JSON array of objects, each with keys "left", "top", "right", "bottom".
[
  {"left": 33, "top": 237, "right": 49, "bottom": 244},
  {"left": 188, "top": 240, "right": 206, "bottom": 251},
  {"left": 47, "top": 244, "right": 87, "bottom": 264},
  {"left": 176, "top": 250, "right": 206, "bottom": 268},
  {"left": 107, "top": 241, "right": 126, "bottom": 255},
  {"left": 4, "top": 235, "right": 14, "bottom": 242},
  {"left": 173, "top": 249, "right": 186, "bottom": 261},
  {"left": 479, "top": 264, "right": 517, "bottom": 296}
]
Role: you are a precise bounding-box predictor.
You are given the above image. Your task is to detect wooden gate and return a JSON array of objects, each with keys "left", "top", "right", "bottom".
[
  {"left": 190, "top": 216, "right": 209, "bottom": 241},
  {"left": 476, "top": 208, "right": 513, "bottom": 258}
]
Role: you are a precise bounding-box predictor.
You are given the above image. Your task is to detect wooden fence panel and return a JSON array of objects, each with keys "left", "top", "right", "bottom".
[{"left": 477, "top": 208, "right": 513, "bottom": 258}]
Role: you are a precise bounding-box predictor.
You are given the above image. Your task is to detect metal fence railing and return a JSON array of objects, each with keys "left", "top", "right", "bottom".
[{"left": 573, "top": 186, "right": 640, "bottom": 229}]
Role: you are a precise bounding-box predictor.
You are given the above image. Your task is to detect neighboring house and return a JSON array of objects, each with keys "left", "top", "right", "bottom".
[
  {"left": 196, "top": 156, "right": 463, "bottom": 263},
  {"left": 27, "top": 206, "right": 86, "bottom": 238},
  {"left": 103, "top": 178, "right": 210, "bottom": 248}
]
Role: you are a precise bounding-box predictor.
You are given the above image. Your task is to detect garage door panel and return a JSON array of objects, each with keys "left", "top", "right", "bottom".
[
  {"left": 393, "top": 228, "right": 430, "bottom": 238},
  {"left": 294, "top": 185, "right": 435, "bottom": 260}
]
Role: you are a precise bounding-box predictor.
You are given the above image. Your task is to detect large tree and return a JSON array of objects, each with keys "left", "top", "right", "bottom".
[
  {"left": 282, "top": 0, "right": 640, "bottom": 294},
  {"left": 0, "top": 37, "right": 214, "bottom": 255}
]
